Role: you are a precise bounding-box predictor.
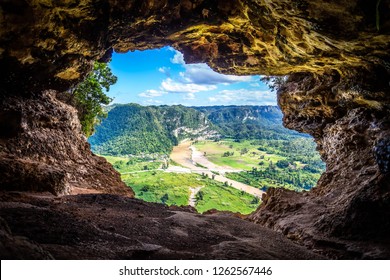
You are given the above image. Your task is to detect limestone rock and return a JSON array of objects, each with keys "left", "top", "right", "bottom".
[
  {"left": 0, "top": 91, "right": 133, "bottom": 196},
  {"left": 0, "top": 0, "right": 389, "bottom": 258},
  {"left": 0, "top": 192, "right": 325, "bottom": 259}
]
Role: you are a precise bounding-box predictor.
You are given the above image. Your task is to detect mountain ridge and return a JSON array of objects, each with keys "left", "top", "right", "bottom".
[
  {"left": 89, "top": 103, "right": 219, "bottom": 155},
  {"left": 89, "top": 103, "right": 303, "bottom": 156}
]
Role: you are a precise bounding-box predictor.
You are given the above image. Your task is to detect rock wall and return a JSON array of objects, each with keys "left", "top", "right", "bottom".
[
  {"left": 0, "top": 91, "right": 132, "bottom": 196},
  {"left": 249, "top": 69, "right": 390, "bottom": 258},
  {"left": 0, "top": 0, "right": 389, "bottom": 256}
]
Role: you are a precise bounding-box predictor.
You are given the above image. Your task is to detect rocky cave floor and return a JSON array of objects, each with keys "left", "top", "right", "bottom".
[
  {"left": 2, "top": 191, "right": 389, "bottom": 260},
  {"left": 0, "top": 191, "right": 326, "bottom": 260}
]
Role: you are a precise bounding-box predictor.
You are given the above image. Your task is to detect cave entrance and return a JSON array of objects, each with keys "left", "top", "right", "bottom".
[{"left": 86, "top": 47, "right": 325, "bottom": 214}]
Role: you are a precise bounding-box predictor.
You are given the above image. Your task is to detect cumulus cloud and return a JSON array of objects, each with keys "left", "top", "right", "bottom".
[
  {"left": 158, "top": 67, "right": 171, "bottom": 77},
  {"left": 184, "top": 93, "right": 196, "bottom": 100},
  {"left": 170, "top": 50, "right": 252, "bottom": 85},
  {"left": 208, "top": 89, "right": 276, "bottom": 105},
  {"left": 170, "top": 51, "right": 185, "bottom": 65},
  {"left": 161, "top": 78, "right": 217, "bottom": 93},
  {"left": 139, "top": 89, "right": 166, "bottom": 98},
  {"left": 140, "top": 50, "right": 261, "bottom": 104},
  {"left": 180, "top": 63, "right": 253, "bottom": 85}
]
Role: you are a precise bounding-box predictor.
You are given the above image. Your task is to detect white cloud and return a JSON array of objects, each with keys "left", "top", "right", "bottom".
[
  {"left": 158, "top": 67, "right": 171, "bottom": 77},
  {"left": 137, "top": 50, "right": 261, "bottom": 105},
  {"left": 170, "top": 50, "right": 252, "bottom": 85},
  {"left": 139, "top": 89, "right": 166, "bottom": 98},
  {"left": 161, "top": 78, "right": 217, "bottom": 93},
  {"left": 250, "top": 82, "right": 261, "bottom": 87},
  {"left": 170, "top": 51, "right": 185, "bottom": 65},
  {"left": 184, "top": 93, "right": 196, "bottom": 100},
  {"left": 177, "top": 63, "right": 252, "bottom": 85},
  {"left": 142, "top": 99, "right": 163, "bottom": 105},
  {"left": 208, "top": 89, "right": 276, "bottom": 105}
]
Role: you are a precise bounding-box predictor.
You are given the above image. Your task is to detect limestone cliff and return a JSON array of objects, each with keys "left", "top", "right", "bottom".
[
  {"left": 0, "top": 0, "right": 389, "bottom": 258},
  {"left": 0, "top": 91, "right": 132, "bottom": 196},
  {"left": 249, "top": 70, "right": 390, "bottom": 258}
]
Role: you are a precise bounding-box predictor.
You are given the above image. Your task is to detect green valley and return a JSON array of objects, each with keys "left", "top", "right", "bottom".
[
  {"left": 194, "top": 138, "right": 324, "bottom": 191},
  {"left": 92, "top": 104, "right": 325, "bottom": 214},
  {"left": 89, "top": 103, "right": 218, "bottom": 156}
]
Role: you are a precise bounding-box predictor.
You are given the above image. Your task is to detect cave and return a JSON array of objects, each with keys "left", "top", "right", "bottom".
[{"left": 0, "top": 0, "right": 389, "bottom": 259}]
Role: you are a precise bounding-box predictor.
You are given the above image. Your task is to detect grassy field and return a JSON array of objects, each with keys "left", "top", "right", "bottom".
[
  {"left": 194, "top": 139, "right": 324, "bottom": 191},
  {"left": 102, "top": 155, "right": 162, "bottom": 173},
  {"left": 122, "top": 171, "right": 260, "bottom": 214},
  {"left": 194, "top": 140, "right": 288, "bottom": 170},
  {"left": 103, "top": 138, "right": 323, "bottom": 214},
  {"left": 195, "top": 181, "right": 260, "bottom": 214}
]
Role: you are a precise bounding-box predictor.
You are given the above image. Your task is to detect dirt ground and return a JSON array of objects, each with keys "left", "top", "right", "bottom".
[{"left": 0, "top": 191, "right": 325, "bottom": 259}]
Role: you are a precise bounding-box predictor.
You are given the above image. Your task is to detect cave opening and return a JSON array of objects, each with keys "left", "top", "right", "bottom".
[
  {"left": 1, "top": 0, "right": 389, "bottom": 260},
  {"left": 86, "top": 47, "right": 325, "bottom": 215}
]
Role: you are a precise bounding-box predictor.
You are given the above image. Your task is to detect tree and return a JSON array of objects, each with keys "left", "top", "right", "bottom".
[
  {"left": 240, "top": 148, "right": 248, "bottom": 155},
  {"left": 161, "top": 193, "right": 169, "bottom": 204},
  {"left": 260, "top": 76, "right": 287, "bottom": 92},
  {"left": 196, "top": 191, "right": 204, "bottom": 201},
  {"left": 276, "top": 160, "right": 290, "bottom": 169},
  {"left": 251, "top": 197, "right": 260, "bottom": 204},
  {"left": 72, "top": 62, "right": 117, "bottom": 137}
]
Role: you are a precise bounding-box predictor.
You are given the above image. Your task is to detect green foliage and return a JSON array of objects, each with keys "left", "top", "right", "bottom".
[
  {"left": 160, "top": 193, "right": 169, "bottom": 204},
  {"left": 102, "top": 155, "right": 161, "bottom": 173},
  {"left": 196, "top": 190, "right": 204, "bottom": 201},
  {"left": 240, "top": 148, "right": 249, "bottom": 155},
  {"left": 260, "top": 76, "right": 287, "bottom": 92},
  {"left": 73, "top": 62, "right": 117, "bottom": 137},
  {"left": 89, "top": 104, "right": 215, "bottom": 155},
  {"left": 195, "top": 180, "right": 260, "bottom": 214},
  {"left": 194, "top": 105, "right": 302, "bottom": 140},
  {"left": 251, "top": 197, "right": 260, "bottom": 204},
  {"left": 195, "top": 138, "right": 325, "bottom": 191},
  {"left": 196, "top": 162, "right": 207, "bottom": 169},
  {"left": 276, "top": 160, "right": 290, "bottom": 169},
  {"left": 222, "top": 151, "right": 234, "bottom": 157},
  {"left": 121, "top": 171, "right": 260, "bottom": 214},
  {"left": 96, "top": 104, "right": 325, "bottom": 211},
  {"left": 123, "top": 171, "right": 191, "bottom": 206},
  {"left": 90, "top": 104, "right": 309, "bottom": 156}
]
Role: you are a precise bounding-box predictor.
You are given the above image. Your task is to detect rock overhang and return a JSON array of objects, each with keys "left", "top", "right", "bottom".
[{"left": 0, "top": 0, "right": 389, "bottom": 258}]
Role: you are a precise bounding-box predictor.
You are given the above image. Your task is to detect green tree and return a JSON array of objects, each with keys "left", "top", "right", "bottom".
[
  {"left": 161, "top": 193, "right": 169, "bottom": 204},
  {"left": 260, "top": 76, "right": 287, "bottom": 92},
  {"left": 72, "top": 62, "right": 117, "bottom": 137},
  {"left": 240, "top": 148, "right": 248, "bottom": 155},
  {"left": 276, "top": 160, "right": 289, "bottom": 169},
  {"left": 196, "top": 190, "right": 204, "bottom": 201},
  {"left": 251, "top": 197, "right": 260, "bottom": 204}
]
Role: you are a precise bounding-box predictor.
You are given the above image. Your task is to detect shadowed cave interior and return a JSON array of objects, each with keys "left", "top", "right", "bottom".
[{"left": 0, "top": 0, "right": 389, "bottom": 259}]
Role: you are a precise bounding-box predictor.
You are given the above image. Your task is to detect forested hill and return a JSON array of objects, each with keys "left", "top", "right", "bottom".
[
  {"left": 88, "top": 103, "right": 218, "bottom": 155},
  {"left": 193, "top": 105, "right": 303, "bottom": 140},
  {"left": 89, "top": 104, "right": 305, "bottom": 156}
]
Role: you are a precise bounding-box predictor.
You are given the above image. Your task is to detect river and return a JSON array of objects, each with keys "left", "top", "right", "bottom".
[{"left": 168, "top": 141, "right": 264, "bottom": 197}]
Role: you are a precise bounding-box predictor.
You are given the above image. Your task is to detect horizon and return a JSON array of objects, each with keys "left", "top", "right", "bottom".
[
  {"left": 107, "top": 47, "right": 277, "bottom": 107},
  {"left": 106, "top": 102, "right": 281, "bottom": 109}
]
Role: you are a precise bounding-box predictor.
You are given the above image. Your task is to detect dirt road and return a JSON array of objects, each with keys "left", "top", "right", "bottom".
[{"left": 169, "top": 141, "right": 264, "bottom": 197}]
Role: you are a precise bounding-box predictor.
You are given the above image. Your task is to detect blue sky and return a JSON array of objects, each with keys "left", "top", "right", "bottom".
[{"left": 107, "top": 47, "right": 276, "bottom": 106}]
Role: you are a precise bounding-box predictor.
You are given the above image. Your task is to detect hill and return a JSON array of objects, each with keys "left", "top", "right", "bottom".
[
  {"left": 193, "top": 105, "right": 304, "bottom": 140},
  {"left": 89, "top": 104, "right": 307, "bottom": 156},
  {"left": 88, "top": 103, "right": 218, "bottom": 155}
]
